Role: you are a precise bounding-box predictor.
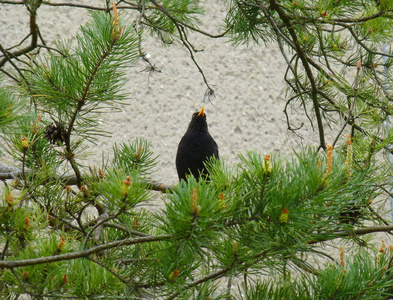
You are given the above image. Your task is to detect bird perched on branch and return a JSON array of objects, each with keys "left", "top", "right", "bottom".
[{"left": 176, "top": 106, "right": 219, "bottom": 181}]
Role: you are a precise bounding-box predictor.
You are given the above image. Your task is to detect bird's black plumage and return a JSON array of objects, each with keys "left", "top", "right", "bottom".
[{"left": 176, "top": 106, "right": 219, "bottom": 181}]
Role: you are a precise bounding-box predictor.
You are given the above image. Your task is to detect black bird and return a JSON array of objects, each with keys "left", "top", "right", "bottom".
[{"left": 176, "top": 106, "right": 219, "bottom": 181}]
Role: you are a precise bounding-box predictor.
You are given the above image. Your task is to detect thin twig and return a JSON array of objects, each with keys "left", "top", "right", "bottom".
[
  {"left": 332, "top": 61, "right": 361, "bottom": 147},
  {"left": 267, "top": 0, "right": 326, "bottom": 150}
]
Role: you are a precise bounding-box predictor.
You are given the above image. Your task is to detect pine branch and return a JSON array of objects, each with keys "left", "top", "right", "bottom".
[
  {"left": 148, "top": 0, "right": 229, "bottom": 38},
  {"left": 0, "top": 234, "right": 173, "bottom": 268},
  {"left": 308, "top": 225, "right": 393, "bottom": 245},
  {"left": 0, "top": 162, "right": 173, "bottom": 192}
]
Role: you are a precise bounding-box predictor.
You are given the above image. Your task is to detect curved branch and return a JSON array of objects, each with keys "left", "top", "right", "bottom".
[
  {"left": 267, "top": 0, "right": 326, "bottom": 149},
  {"left": 0, "top": 2, "right": 39, "bottom": 68},
  {"left": 308, "top": 224, "right": 393, "bottom": 245},
  {"left": 147, "top": 0, "right": 229, "bottom": 39}
]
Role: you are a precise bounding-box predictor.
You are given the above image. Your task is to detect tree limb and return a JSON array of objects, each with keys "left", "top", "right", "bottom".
[
  {"left": 0, "top": 163, "right": 173, "bottom": 193},
  {"left": 0, "top": 234, "right": 173, "bottom": 268}
]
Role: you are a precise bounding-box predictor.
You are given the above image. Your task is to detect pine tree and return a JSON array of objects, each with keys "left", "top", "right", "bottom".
[{"left": 1, "top": 1, "right": 393, "bottom": 299}]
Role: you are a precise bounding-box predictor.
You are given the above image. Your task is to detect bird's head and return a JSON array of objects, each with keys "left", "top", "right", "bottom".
[{"left": 188, "top": 106, "right": 208, "bottom": 131}]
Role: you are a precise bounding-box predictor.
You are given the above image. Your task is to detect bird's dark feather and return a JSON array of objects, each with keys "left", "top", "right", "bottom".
[{"left": 176, "top": 110, "right": 219, "bottom": 181}]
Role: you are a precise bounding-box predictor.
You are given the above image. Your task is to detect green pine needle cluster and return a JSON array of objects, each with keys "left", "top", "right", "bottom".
[
  {"left": 24, "top": 11, "right": 139, "bottom": 142},
  {"left": 112, "top": 138, "right": 159, "bottom": 177},
  {"left": 241, "top": 248, "right": 393, "bottom": 299}
]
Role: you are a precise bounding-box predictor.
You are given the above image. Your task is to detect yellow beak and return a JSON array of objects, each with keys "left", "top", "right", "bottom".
[{"left": 197, "top": 106, "right": 205, "bottom": 116}]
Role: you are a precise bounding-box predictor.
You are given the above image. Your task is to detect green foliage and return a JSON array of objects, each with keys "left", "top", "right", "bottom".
[
  {"left": 240, "top": 248, "right": 393, "bottom": 299},
  {"left": 144, "top": 0, "right": 204, "bottom": 44},
  {"left": 23, "top": 10, "right": 139, "bottom": 145},
  {"left": 160, "top": 177, "right": 226, "bottom": 246},
  {"left": 0, "top": 85, "right": 26, "bottom": 133},
  {"left": 2, "top": 1, "right": 393, "bottom": 299},
  {"left": 93, "top": 169, "right": 150, "bottom": 213},
  {"left": 112, "top": 138, "right": 159, "bottom": 177},
  {"left": 1, "top": 134, "right": 393, "bottom": 298},
  {"left": 225, "top": 0, "right": 271, "bottom": 45}
]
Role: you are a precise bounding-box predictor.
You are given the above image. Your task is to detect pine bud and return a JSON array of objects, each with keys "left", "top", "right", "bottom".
[
  {"left": 263, "top": 154, "right": 272, "bottom": 174},
  {"left": 169, "top": 269, "right": 181, "bottom": 281},
  {"left": 173, "top": 269, "right": 180, "bottom": 278},
  {"left": 377, "top": 252, "right": 382, "bottom": 265},
  {"left": 379, "top": 240, "right": 386, "bottom": 253},
  {"left": 232, "top": 241, "right": 238, "bottom": 255},
  {"left": 134, "top": 146, "right": 142, "bottom": 161},
  {"left": 121, "top": 176, "right": 131, "bottom": 196},
  {"left": 80, "top": 185, "right": 89, "bottom": 198},
  {"left": 62, "top": 274, "right": 68, "bottom": 284},
  {"left": 133, "top": 216, "right": 140, "bottom": 230},
  {"left": 219, "top": 192, "right": 226, "bottom": 210},
  {"left": 31, "top": 114, "right": 41, "bottom": 134},
  {"left": 65, "top": 185, "right": 71, "bottom": 198},
  {"left": 21, "top": 136, "right": 29, "bottom": 150},
  {"left": 191, "top": 187, "right": 201, "bottom": 216},
  {"left": 58, "top": 235, "right": 66, "bottom": 251},
  {"left": 22, "top": 271, "right": 29, "bottom": 281},
  {"left": 111, "top": 3, "right": 122, "bottom": 39},
  {"left": 339, "top": 247, "right": 345, "bottom": 266},
  {"left": 279, "top": 208, "right": 289, "bottom": 224},
  {"left": 5, "top": 191, "right": 14, "bottom": 205},
  {"left": 24, "top": 217, "right": 30, "bottom": 230}
]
